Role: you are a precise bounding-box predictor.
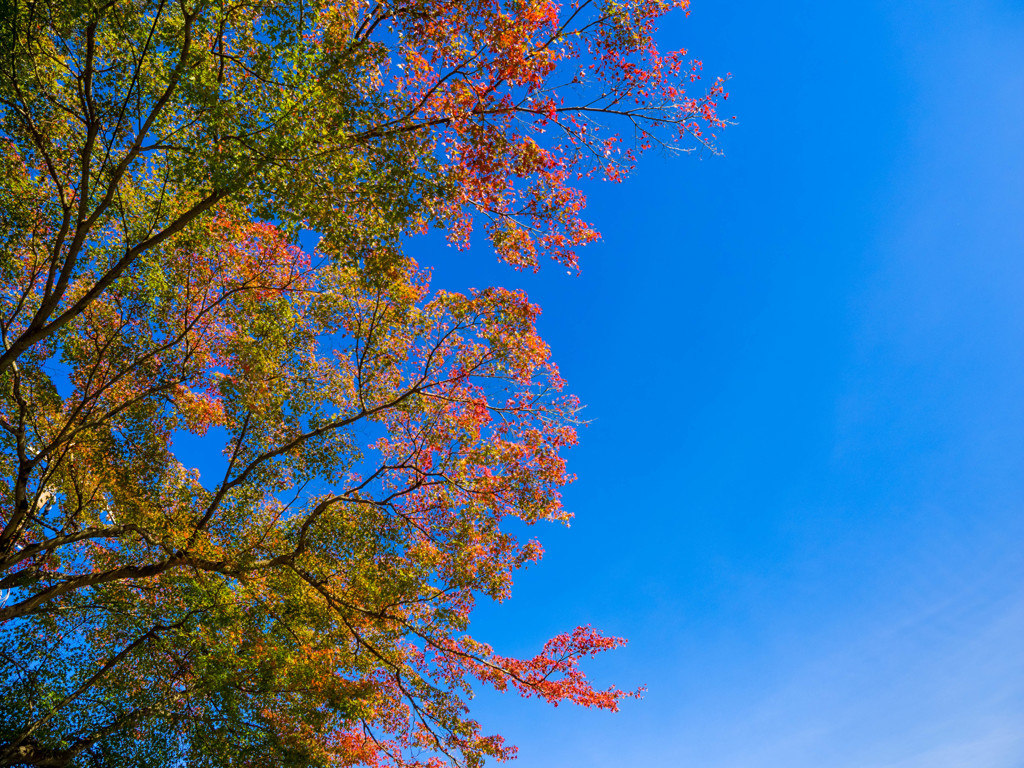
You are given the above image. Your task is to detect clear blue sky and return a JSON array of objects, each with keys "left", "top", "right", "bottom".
[{"left": 417, "top": 1, "right": 1024, "bottom": 766}]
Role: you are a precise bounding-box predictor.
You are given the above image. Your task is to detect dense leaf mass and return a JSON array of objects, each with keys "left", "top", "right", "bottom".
[{"left": 0, "top": 0, "right": 724, "bottom": 766}]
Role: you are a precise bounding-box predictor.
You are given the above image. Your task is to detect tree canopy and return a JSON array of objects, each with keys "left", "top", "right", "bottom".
[{"left": 0, "top": 1, "right": 726, "bottom": 765}]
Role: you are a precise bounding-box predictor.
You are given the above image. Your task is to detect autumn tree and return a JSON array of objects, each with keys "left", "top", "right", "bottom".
[{"left": 0, "top": 0, "right": 726, "bottom": 765}]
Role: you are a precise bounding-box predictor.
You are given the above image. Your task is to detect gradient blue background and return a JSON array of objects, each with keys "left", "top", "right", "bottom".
[{"left": 414, "top": 0, "right": 1024, "bottom": 766}]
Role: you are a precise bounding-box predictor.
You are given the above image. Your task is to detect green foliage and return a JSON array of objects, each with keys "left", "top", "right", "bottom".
[{"left": 0, "top": 0, "right": 725, "bottom": 764}]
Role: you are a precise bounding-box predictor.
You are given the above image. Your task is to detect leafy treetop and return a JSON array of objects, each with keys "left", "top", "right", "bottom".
[{"left": 0, "top": 1, "right": 725, "bottom": 766}]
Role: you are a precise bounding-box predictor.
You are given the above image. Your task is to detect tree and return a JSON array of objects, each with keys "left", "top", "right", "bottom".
[{"left": 0, "top": 1, "right": 726, "bottom": 765}]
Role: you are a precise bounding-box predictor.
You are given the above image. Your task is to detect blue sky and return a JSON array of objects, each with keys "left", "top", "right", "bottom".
[{"left": 415, "top": 1, "right": 1024, "bottom": 766}]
